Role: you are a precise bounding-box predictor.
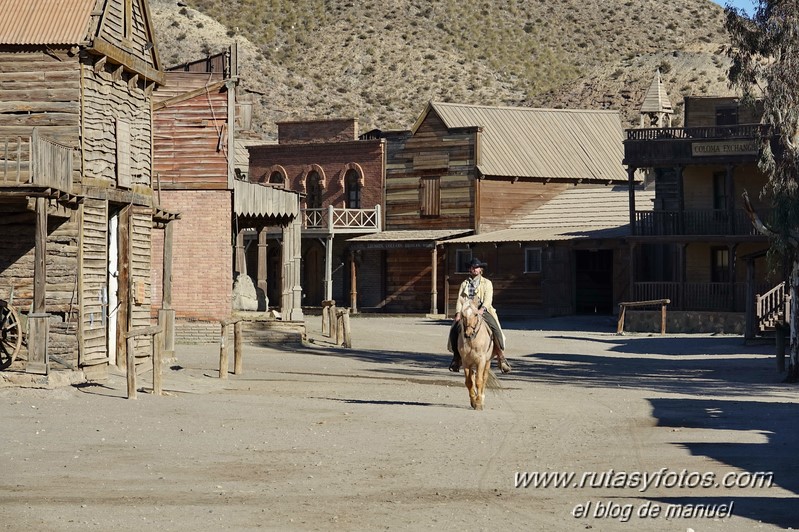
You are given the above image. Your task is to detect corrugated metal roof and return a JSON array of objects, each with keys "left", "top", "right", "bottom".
[
  {"left": 348, "top": 229, "right": 473, "bottom": 243},
  {"left": 0, "top": 0, "right": 96, "bottom": 45},
  {"left": 417, "top": 102, "right": 627, "bottom": 183},
  {"left": 446, "top": 184, "right": 654, "bottom": 244},
  {"left": 234, "top": 180, "right": 299, "bottom": 218},
  {"left": 640, "top": 70, "right": 673, "bottom": 114}
]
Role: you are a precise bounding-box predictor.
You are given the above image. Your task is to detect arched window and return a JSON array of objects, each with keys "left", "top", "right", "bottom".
[
  {"left": 268, "top": 171, "right": 284, "bottom": 185},
  {"left": 344, "top": 169, "right": 361, "bottom": 208},
  {"left": 306, "top": 171, "right": 323, "bottom": 209}
]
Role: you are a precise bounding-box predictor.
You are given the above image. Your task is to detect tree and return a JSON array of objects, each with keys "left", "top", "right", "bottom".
[{"left": 726, "top": 1, "right": 799, "bottom": 380}]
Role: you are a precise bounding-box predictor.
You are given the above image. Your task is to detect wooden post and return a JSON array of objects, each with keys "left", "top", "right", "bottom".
[
  {"left": 27, "top": 197, "right": 48, "bottom": 374},
  {"left": 153, "top": 328, "right": 163, "bottom": 396},
  {"left": 341, "top": 309, "right": 351, "bottom": 348},
  {"left": 233, "top": 320, "right": 243, "bottom": 375},
  {"left": 660, "top": 302, "right": 667, "bottom": 335},
  {"left": 321, "top": 299, "right": 334, "bottom": 337},
  {"left": 127, "top": 335, "right": 136, "bottom": 399},
  {"left": 616, "top": 304, "right": 626, "bottom": 335},
  {"left": 329, "top": 302, "right": 338, "bottom": 340},
  {"left": 219, "top": 322, "right": 230, "bottom": 379},
  {"left": 235, "top": 230, "right": 246, "bottom": 276},
  {"left": 430, "top": 245, "right": 438, "bottom": 315},
  {"left": 257, "top": 227, "right": 268, "bottom": 309},
  {"left": 350, "top": 252, "right": 358, "bottom": 314}
]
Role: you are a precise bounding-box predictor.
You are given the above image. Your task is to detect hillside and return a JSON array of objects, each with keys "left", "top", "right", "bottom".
[{"left": 149, "top": 0, "right": 737, "bottom": 139}]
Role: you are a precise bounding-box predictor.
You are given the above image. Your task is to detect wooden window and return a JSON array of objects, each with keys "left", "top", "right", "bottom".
[
  {"left": 455, "top": 249, "right": 473, "bottom": 273},
  {"left": 711, "top": 247, "right": 729, "bottom": 282},
  {"left": 524, "top": 247, "right": 542, "bottom": 273},
  {"left": 306, "top": 171, "right": 323, "bottom": 208},
  {"left": 116, "top": 118, "right": 131, "bottom": 189},
  {"left": 345, "top": 169, "right": 361, "bottom": 208},
  {"left": 419, "top": 176, "right": 440, "bottom": 217}
]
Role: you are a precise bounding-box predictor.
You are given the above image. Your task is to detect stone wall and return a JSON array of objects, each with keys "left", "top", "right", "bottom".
[{"left": 623, "top": 310, "right": 745, "bottom": 334}]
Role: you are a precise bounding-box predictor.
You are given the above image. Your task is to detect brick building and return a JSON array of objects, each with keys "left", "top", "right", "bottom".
[{"left": 247, "top": 119, "right": 383, "bottom": 309}]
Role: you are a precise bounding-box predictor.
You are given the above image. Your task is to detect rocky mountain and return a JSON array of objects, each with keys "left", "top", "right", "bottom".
[{"left": 149, "top": 0, "right": 737, "bottom": 140}]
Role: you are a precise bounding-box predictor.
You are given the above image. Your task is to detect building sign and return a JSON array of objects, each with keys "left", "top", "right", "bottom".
[{"left": 692, "top": 140, "right": 758, "bottom": 157}]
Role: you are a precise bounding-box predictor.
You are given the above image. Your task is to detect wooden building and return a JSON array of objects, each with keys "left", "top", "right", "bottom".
[
  {"left": 246, "top": 119, "right": 383, "bottom": 309},
  {"left": 623, "top": 73, "right": 773, "bottom": 334},
  {"left": 0, "top": 0, "right": 177, "bottom": 379},
  {"left": 152, "top": 46, "right": 303, "bottom": 339},
  {"left": 350, "top": 101, "right": 633, "bottom": 316}
]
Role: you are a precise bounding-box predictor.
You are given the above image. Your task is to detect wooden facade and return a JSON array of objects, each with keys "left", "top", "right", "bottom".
[
  {"left": 0, "top": 0, "right": 175, "bottom": 378},
  {"left": 153, "top": 46, "right": 304, "bottom": 328},
  {"left": 624, "top": 95, "right": 773, "bottom": 334},
  {"left": 358, "top": 101, "right": 631, "bottom": 316}
]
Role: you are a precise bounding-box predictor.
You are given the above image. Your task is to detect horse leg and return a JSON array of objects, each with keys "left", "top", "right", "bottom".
[
  {"left": 473, "top": 359, "right": 489, "bottom": 410},
  {"left": 464, "top": 367, "right": 477, "bottom": 409}
]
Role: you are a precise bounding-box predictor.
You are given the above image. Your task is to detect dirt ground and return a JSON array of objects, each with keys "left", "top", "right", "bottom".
[{"left": 1, "top": 314, "right": 797, "bottom": 531}]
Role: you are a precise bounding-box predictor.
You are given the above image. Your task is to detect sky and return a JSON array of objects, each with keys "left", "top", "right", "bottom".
[{"left": 710, "top": 0, "right": 754, "bottom": 14}]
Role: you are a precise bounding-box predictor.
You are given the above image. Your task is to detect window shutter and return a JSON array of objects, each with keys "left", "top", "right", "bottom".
[
  {"left": 419, "top": 176, "right": 440, "bottom": 217},
  {"left": 116, "top": 118, "right": 131, "bottom": 189}
]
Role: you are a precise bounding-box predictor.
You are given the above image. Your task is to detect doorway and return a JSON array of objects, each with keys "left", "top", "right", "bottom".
[{"left": 575, "top": 249, "right": 613, "bottom": 315}]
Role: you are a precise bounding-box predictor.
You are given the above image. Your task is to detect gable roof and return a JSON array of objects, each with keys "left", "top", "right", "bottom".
[
  {"left": 445, "top": 184, "right": 654, "bottom": 244},
  {"left": 412, "top": 101, "right": 628, "bottom": 183},
  {"left": 0, "top": 0, "right": 96, "bottom": 44}
]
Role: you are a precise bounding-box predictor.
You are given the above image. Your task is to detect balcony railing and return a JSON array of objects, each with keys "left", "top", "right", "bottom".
[
  {"left": 632, "top": 281, "right": 772, "bottom": 312},
  {"left": 624, "top": 124, "right": 766, "bottom": 165},
  {"left": 302, "top": 205, "right": 382, "bottom": 234},
  {"left": 0, "top": 129, "right": 73, "bottom": 194},
  {"left": 634, "top": 209, "right": 766, "bottom": 237}
]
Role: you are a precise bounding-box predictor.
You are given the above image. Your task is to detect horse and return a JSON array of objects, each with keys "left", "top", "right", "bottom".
[{"left": 456, "top": 296, "right": 500, "bottom": 410}]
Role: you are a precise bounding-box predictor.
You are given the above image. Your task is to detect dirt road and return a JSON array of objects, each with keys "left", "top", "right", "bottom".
[{"left": 1, "top": 315, "right": 795, "bottom": 531}]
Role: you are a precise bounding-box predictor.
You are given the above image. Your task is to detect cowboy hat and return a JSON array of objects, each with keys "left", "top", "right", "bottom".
[{"left": 466, "top": 257, "right": 487, "bottom": 269}]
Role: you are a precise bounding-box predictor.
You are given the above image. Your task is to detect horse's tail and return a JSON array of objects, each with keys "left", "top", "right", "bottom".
[{"left": 485, "top": 368, "right": 502, "bottom": 392}]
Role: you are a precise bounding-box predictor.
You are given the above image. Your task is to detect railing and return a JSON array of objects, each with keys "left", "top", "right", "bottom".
[
  {"left": 302, "top": 205, "right": 381, "bottom": 234},
  {"left": 0, "top": 129, "right": 73, "bottom": 193},
  {"left": 634, "top": 209, "right": 766, "bottom": 236},
  {"left": 632, "top": 282, "right": 771, "bottom": 312},
  {"left": 626, "top": 124, "right": 767, "bottom": 141},
  {"left": 756, "top": 282, "right": 790, "bottom": 331}
]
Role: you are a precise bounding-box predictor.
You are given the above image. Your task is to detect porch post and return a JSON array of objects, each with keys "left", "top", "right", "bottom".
[
  {"left": 290, "top": 217, "right": 304, "bottom": 321},
  {"left": 160, "top": 220, "right": 175, "bottom": 358},
  {"left": 235, "top": 228, "right": 246, "bottom": 276},
  {"left": 676, "top": 165, "right": 684, "bottom": 234},
  {"left": 628, "top": 242, "right": 636, "bottom": 302},
  {"left": 257, "top": 227, "right": 268, "bottom": 310},
  {"left": 745, "top": 257, "right": 756, "bottom": 340},
  {"left": 350, "top": 250, "right": 358, "bottom": 314},
  {"left": 627, "top": 166, "right": 637, "bottom": 232},
  {"left": 430, "top": 245, "right": 438, "bottom": 315},
  {"left": 679, "top": 243, "right": 687, "bottom": 311},
  {"left": 726, "top": 164, "right": 736, "bottom": 234},
  {"left": 729, "top": 243, "right": 738, "bottom": 311},
  {"left": 27, "top": 197, "right": 49, "bottom": 375},
  {"left": 324, "top": 235, "right": 333, "bottom": 301}
]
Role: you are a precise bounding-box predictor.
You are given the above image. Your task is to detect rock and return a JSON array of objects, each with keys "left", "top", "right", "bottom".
[{"left": 232, "top": 274, "right": 258, "bottom": 311}]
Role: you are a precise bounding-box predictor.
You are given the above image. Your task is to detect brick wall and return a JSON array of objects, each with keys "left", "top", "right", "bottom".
[
  {"left": 151, "top": 190, "right": 232, "bottom": 321},
  {"left": 248, "top": 140, "right": 384, "bottom": 210},
  {"left": 277, "top": 118, "right": 358, "bottom": 144}
]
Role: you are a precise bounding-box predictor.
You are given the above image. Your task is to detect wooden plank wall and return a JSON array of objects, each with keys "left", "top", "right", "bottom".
[
  {"left": 153, "top": 82, "right": 230, "bottom": 189},
  {"left": 383, "top": 249, "right": 443, "bottom": 312},
  {"left": 82, "top": 57, "right": 152, "bottom": 189},
  {"left": 80, "top": 198, "right": 109, "bottom": 366},
  {"left": 684, "top": 97, "right": 762, "bottom": 127},
  {"left": 101, "top": 0, "right": 158, "bottom": 71},
  {"left": 0, "top": 50, "right": 82, "bottom": 185},
  {"left": 385, "top": 113, "right": 474, "bottom": 230},
  {"left": 478, "top": 180, "right": 570, "bottom": 233},
  {"left": 130, "top": 205, "right": 153, "bottom": 361}
]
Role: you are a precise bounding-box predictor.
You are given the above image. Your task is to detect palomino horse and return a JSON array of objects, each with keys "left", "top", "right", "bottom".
[{"left": 457, "top": 296, "right": 499, "bottom": 410}]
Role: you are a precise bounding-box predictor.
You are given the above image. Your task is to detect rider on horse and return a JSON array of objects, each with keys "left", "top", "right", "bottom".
[{"left": 448, "top": 257, "right": 511, "bottom": 374}]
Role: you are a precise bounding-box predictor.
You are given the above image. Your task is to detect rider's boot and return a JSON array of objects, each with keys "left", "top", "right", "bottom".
[
  {"left": 494, "top": 345, "right": 511, "bottom": 374},
  {"left": 449, "top": 350, "right": 461, "bottom": 372}
]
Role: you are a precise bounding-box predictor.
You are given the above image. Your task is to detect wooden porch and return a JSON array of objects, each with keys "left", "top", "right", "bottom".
[{"left": 0, "top": 129, "right": 74, "bottom": 197}]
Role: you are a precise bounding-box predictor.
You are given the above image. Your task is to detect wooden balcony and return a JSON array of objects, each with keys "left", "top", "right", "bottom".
[
  {"left": 633, "top": 209, "right": 766, "bottom": 237},
  {"left": 624, "top": 124, "right": 766, "bottom": 166},
  {"left": 632, "top": 281, "right": 772, "bottom": 312},
  {"left": 302, "top": 205, "right": 382, "bottom": 235},
  {"left": 0, "top": 129, "right": 74, "bottom": 197}
]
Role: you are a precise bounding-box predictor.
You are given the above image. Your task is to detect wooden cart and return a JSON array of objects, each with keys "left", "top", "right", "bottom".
[{"left": 0, "top": 289, "right": 26, "bottom": 369}]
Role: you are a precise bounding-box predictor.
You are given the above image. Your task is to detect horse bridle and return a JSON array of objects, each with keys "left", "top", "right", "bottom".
[{"left": 461, "top": 305, "right": 485, "bottom": 340}]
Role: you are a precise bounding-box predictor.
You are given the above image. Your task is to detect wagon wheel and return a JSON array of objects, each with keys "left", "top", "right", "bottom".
[{"left": 1, "top": 304, "right": 22, "bottom": 369}]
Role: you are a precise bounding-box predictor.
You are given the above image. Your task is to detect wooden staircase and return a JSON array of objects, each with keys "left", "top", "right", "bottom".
[{"left": 756, "top": 282, "right": 791, "bottom": 333}]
